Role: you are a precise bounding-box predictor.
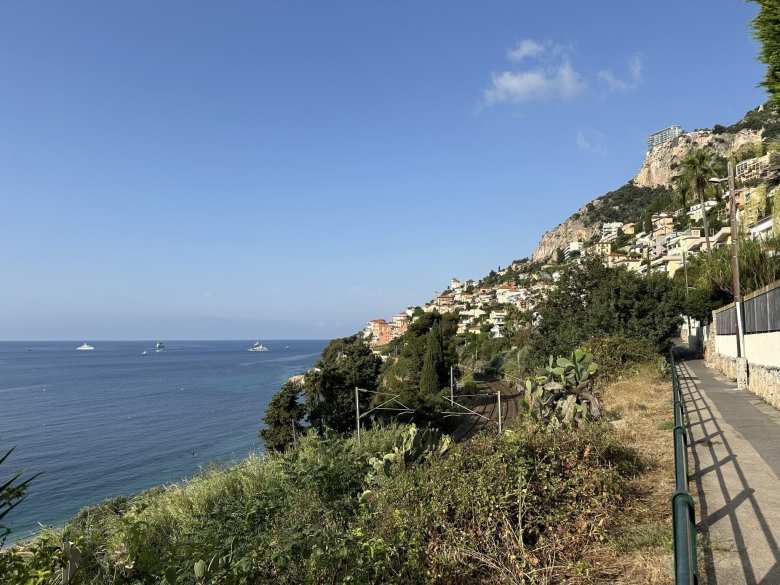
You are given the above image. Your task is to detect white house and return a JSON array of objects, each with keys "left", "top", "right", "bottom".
[{"left": 687, "top": 200, "right": 717, "bottom": 222}]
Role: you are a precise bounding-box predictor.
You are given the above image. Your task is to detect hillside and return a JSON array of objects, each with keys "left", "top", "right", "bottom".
[{"left": 531, "top": 105, "right": 771, "bottom": 262}]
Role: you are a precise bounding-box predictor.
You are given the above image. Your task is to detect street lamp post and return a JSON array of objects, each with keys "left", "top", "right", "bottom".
[{"left": 710, "top": 160, "right": 745, "bottom": 358}]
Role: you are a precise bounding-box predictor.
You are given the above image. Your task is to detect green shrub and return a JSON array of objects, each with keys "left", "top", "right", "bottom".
[
  {"left": 583, "top": 335, "right": 658, "bottom": 384},
  {"left": 5, "top": 418, "right": 641, "bottom": 584}
]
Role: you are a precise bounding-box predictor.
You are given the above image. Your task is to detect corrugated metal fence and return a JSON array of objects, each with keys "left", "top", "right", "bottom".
[{"left": 715, "top": 281, "right": 780, "bottom": 335}]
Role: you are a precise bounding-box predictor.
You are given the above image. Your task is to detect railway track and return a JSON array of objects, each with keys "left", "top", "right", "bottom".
[{"left": 450, "top": 381, "right": 524, "bottom": 441}]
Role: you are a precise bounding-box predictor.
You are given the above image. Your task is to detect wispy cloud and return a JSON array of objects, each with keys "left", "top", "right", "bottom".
[
  {"left": 484, "top": 61, "right": 584, "bottom": 104},
  {"left": 598, "top": 54, "right": 642, "bottom": 91},
  {"left": 576, "top": 130, "right": 607, "bottom": 154},
  {"left": 507, "top": 39, "right": 545, "bottom": 62},
  {"left": 483, "top": 39, "right": 584, "bottom": 105}
]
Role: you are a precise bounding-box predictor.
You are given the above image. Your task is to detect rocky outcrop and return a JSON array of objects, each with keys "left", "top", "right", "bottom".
[
  {"left": 531, "top": 207, "right": 599, "bottom": 262},
  {"left": 531, "top": 127, "right": 764, "bottom": 262},
  {"left": 634, "top": 129, "right": 763, "bottom": 188}
]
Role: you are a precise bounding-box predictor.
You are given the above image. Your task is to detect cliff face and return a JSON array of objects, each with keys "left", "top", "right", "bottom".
[
  {"left": 531, "top": 126, "right": 763, "bottom": 262},
  {"left": 531, "top": 208, "right": 598, "bottom": 262},
  {"left": 634, "top": 129, "right": 763, "bottom": 188}
]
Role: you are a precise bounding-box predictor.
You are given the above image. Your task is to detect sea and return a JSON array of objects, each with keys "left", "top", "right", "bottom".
[{"left": 0, "top": 339, "right": 327, "bottom": 543}]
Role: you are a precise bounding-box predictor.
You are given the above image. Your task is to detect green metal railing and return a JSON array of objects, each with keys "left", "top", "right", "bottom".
[{"left": 670, "top": 351, "right": 698, "bottom": 585}]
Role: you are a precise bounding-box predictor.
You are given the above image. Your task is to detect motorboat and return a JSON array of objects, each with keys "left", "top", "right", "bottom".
[
  {"left": 76, "top": 343, "right": 95, "bottom": 351},
  {"left": 248, "top": 341, "right": 268, "bottom": 352},
  {"left": 155, "top": 341, "right": 165, "bottom": 352}
]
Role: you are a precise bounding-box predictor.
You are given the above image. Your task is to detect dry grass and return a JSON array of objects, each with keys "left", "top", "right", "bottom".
[{"left": 588, "top": 364, "right": 676, "bottom": 585}]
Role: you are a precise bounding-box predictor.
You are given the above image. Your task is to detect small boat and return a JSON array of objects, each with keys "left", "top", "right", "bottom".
[
  {"left": 248, "top": 341, "right": 268, "bottom": 352},
  {"left": 76, "top": 343, "right": 95, "bottom": 351},
  {"left": 155, "top": 341, "right": 165, "bottom": 352},
  {"left": 141, "top": 350, "right": 148, "bottom": 356}
]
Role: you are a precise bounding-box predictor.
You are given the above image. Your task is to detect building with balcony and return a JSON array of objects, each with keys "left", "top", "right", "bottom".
[
  {"left": 601, "top": 222, "right": 623, "bottom": 241},
  {"left": 648, "top": 125, "right": 683, "bottom": 151},
  {"left": 564, "top": 240, "right": 583, "bottom": 260}
]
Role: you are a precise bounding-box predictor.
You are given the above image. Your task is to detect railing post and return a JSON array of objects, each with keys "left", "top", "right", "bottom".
[{"left": 670, "top": 350, "right": 699, "bottom": 585}]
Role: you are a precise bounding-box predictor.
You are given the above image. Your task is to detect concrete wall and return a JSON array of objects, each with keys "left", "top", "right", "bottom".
[
  {"left": 715, "top": 334, "right": 738, "bottom": 359},
  {"left": 714, "top": 332, "right": 780, "bottom": 368},
  {"left": 706, "top": 291, "right": 780, "bottom": 412},
  {"left": 745, "top": 332, "right": 780, "bottom": 368}
]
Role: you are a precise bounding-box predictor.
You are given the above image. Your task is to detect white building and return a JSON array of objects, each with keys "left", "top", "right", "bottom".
[
  {"left": 648, "top": 125, "right": 683, "bottom": 151},
  {"left": 687, "top": 200, "right": 717, "bottom": 222},
  {"left": 601, "top": 222, "right": 624, "bottom": 241},
  {"left": 750, "top": 215, "right": 774, "bottom": 241},
  {"left": 564, "top": 241, "right": 583, "bottom": 260}
]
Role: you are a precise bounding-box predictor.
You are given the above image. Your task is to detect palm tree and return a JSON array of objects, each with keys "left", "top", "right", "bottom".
[{"left": 675, "top": 148, "right": 721, "bottom": 254}]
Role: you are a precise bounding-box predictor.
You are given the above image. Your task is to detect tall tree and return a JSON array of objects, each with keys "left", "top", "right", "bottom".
[
  {"left": 260, "top": 382, "right": 305, "bottom": 452},
  {"left": 304, "top": 335, "right": 383, "bottom": 434},
  {"left": 676, "top": 148, "right": 721, "bottom": 253},
  {"left": 419, "top": 322, "right": 444, "bottom": 396},
  {"left": 751, "top": 0, "right": 780, "bottom": 106}
]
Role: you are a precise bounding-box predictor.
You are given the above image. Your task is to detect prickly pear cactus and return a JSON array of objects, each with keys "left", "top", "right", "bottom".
[{"left": 522, "top": 350, "right": 601, "bottom": 427}]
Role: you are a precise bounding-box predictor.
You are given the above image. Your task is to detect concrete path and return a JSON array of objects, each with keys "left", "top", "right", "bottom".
[{"left": 677, "top": 358, "right": 780, "bottom": 585}]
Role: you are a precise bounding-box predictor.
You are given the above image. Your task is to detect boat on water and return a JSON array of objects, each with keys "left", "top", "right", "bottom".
[
  {"left": 141, "top": 350, "right": 148, "bottom": 356},
  {"left": 155, "top": 341, "right": 165, "bottom": 352},
  {"left": 76, "top": 343, "right": 95, "bottom": 351},
  {"left": 248, "top": 341, "right": 269, "bottom": 352}
]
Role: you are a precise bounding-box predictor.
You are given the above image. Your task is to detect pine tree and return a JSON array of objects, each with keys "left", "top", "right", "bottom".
[{"left": 260, "top": 381, "right": 305, "bottom": 452}]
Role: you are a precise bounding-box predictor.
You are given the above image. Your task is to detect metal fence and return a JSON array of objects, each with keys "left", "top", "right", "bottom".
[
  {"left": 715, "top": 283, "right": 780, "bottom": 335},
  {"left": 671, "top": 351, "right": 698, "bottom": 585}
]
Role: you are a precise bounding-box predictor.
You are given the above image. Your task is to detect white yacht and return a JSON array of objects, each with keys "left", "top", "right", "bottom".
[
  {"left": 155, "top": 341, "right": 165, "bottom": 352},
  {"left": 248, "top": 341, "right": 269, "bottom": 352},
  {"left": 76, "top": 342, "right": 95, "bottom": 351}
]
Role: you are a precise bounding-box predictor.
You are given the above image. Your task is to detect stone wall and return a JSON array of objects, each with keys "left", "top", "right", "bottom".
[{"left": 749, "top": 365, "right": 780, "bottom": 411}]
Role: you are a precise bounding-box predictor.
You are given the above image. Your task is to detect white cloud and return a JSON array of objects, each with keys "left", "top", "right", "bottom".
[
  {"left": 598, "top": 54, "right": 642, "bottom": 91},
  {"left": 576, "top": 130, "right": 606, "bottom": 154},
  {"left": 483, "top": 60, "right": 584, "bottom": 104},
  {"left": 507, "top": 39, "right": 545, "bottom": 62}
]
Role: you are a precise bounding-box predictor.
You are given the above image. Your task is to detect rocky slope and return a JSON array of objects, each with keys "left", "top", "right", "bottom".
[
  {"left": 634, "top": 128, "right": 762, "bottom": 188},
  {"left": 531, "top": 111, "right": 767, "bottom": 262}
]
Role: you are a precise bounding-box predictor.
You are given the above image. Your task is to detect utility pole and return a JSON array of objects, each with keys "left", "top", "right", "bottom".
[
  {"left": 354, "top": 386, "right": 361, "bottom": 445},
  {"left": 682, "top": 247, "right": 692, "bottom": 335},
  {"left": 727, "top": 159, "right": 745, "bottom": 357},
  {"left": 450, "top": 366, "right": 454, "bottom": 403}
]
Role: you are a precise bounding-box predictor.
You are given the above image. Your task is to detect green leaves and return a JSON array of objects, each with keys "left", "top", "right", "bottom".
[{"left": 524, "top": 349, "right": 602, "bottom": 427}]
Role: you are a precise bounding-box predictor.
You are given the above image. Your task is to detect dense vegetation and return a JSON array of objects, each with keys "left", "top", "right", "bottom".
[
  {"left": 677, "top": 235, "right": 780, "bottom": 323},
  {"left": 260, "top": 334, "right": 383, "bottom": 451},
  {"left": 1, "top": 416, "right": 645, "bottom": 585},
  {"left": 582, "top": 182, "right": 675, "bottom": 227},
  {"left": 751, "top": 1, "right": 780, "bottom": 109},
  {"left": 528, "top": 258, "right": 682, "bottom": 364}
]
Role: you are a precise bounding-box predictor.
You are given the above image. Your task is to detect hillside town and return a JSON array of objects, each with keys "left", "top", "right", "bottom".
[{"left": 364, "top": 121, "right": 780, "bottom": 348}]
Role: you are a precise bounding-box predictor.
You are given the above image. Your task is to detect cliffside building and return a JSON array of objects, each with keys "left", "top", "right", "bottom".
[
  {"left": 601, "top": 222, "right": 624, "bottom": 241},
  {"left": 564, "top": 240, "right": 583, "bottom": 260},
  {"left": 364, "top": 319, "right": 393, "bottom": 347},
  {"left": 647, "top": 125, "right": 683, "bottom": 151}
]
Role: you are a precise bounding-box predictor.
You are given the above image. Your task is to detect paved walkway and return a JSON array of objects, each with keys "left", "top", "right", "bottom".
[{"left": 677, "top": 358, "right": 780, "bottom": 585}]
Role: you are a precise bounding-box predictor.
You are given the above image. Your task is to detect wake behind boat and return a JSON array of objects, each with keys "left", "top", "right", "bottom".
[
  {"left": 248, "top": 341, "right": 268, "bottom": 352},
  {"left": 76, "top": 342, "right": 94, "bottom": 351}
]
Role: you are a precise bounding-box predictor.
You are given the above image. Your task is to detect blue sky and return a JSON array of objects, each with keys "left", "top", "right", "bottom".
[{"left": 0, "top": 1, "right": 768, "bottom": 339}]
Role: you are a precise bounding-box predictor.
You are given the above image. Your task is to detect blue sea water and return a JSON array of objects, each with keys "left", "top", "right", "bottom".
[{"left": 0, "top": 339, "right": 326, "bottom": 542}]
